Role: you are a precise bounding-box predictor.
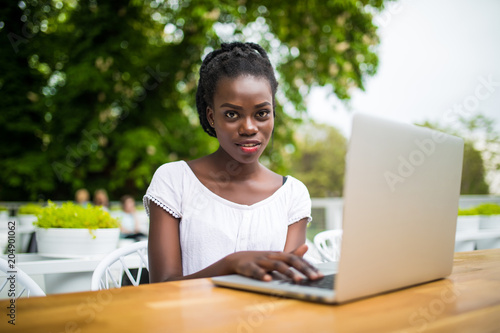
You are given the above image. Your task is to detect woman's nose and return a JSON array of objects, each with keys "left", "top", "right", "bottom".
[{"left": 239, "top": 117, "right": 258, "bottom": 136}]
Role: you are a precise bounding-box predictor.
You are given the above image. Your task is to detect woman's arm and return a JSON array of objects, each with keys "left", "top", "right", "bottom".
[
  {"left": 148, "top": 203, "right": 183, "bottom": 283},
  {"left": 148, "top": 204, "right": 321, "bottom": 283},
  {"left": 283, "top": 218, "right": 308, "bottom": 253}
]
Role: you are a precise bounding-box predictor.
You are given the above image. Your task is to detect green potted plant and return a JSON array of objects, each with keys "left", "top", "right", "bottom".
[
  {"left": 456, "top": 207, "right": 480, "bottom": 231},
  {"left": 0, "top": 205, "right": 8, "bottom": 219},
  {"left": 475, "top": 203, "right": 500, "bottom": 226},
  {"left": 17, "top": 203, "right": 44, "bottom": 227},
  {"left": 34, "top": 201, "right": 120, "bottom": 258},
  {"left": 0, "top": 206, "right": 9, "bottom": 234}
]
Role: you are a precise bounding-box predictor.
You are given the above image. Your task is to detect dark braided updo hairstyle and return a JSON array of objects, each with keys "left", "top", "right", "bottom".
[{"left": 196, "top": 42, "right": 279, "bottom": 137}]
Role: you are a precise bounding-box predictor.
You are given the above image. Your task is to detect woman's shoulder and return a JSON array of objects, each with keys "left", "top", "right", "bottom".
[
  {"left": 283, "top": 175, "right": 310, "bottom": 196},
  {"left": 153, "top": 160, "right": 189, "bottom": 175},
  {"left": 256, "top": 164, "right": 308, "bottom": 194},
  {"left": 145, "top": 161, "right": 190, "bottom": 218},
  {"left": 284, "top": 174, "right": 304, "bottom": 184},
  {"left": 149, "top": 160, "right": 192, "bottom": 187}
]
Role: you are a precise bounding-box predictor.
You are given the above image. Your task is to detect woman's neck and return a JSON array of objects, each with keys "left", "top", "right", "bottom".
[{"left": 209, "top": 147, "right": 262, "bottom": 182}]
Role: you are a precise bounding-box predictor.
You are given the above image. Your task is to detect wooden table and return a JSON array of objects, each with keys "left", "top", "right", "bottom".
[{"left": 2, "top": 249, "right": 500, "bottom": 333}]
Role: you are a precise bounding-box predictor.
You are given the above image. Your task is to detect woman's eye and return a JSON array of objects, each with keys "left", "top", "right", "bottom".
[
  {"left": 225, "top": 111, "right": 238, "bottom": 119},
  {"left": 257, "top": 110, "right": 270, "bottom": 118}
]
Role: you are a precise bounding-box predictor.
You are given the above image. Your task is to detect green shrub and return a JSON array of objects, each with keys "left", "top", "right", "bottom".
[
  {"left": 34, "top": 201, "right": 120, "bottom": 229},
  {"left": 18, "top": 203, "right": 43, "bottom": 215},
  {"left": 0, "top": 206, "right": 8, "bottom": 212},
  {"left": 458, "top": 203, "right": 500, "bottom": 216},
  {"left": 475, "top": 203, "right": 500, "bottom": 215},
  {"left": 458, "top": 207, "right": 479, "bottom": 216}
]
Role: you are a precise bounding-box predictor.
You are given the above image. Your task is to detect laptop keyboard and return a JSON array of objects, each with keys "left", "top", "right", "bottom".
[
  {"left": 273, "top": 272, "right": 336, "bottom": 290},
  {"left": 295, "top": 274, "right": 336, "bottom": 290}
]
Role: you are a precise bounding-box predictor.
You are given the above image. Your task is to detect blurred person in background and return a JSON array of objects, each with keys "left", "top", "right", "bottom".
[
  {"left": 119, "top": 195, "right": 145, "bottom": 241},
  {"left": 93, "top": 188, "right": 110, "bottom": 211},
  {"left": 75, "top": 188, "right": 90, "bottom": 206}
]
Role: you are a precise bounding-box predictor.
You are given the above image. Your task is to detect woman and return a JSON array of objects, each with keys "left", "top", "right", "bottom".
[
  {"left": 93, "top": 188, "right": 109, "bottom": 211},
  {"left": 118, "top": 195, "right": 145, "bottom": 241},
  {"left": 144, "top": 42, "right": 322, "bottom": 283}
]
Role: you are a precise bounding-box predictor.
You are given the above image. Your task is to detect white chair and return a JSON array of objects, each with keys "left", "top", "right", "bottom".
[
  {"left": 91, "top": 241, "right": 149, "bottom": 291},
  {"left": 304, "top": 238, "right": 324, "bottom": 264},
  {"left": 0, "top": 258, "right": 45, "bottom": 298},
  {"left": 313, "top": 229, "right": 343, "bottom": 262}
]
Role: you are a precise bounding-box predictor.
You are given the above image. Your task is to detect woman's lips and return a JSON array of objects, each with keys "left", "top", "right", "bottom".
[{"left": 236, "top": 142, "right": 261, "bottom": 154}]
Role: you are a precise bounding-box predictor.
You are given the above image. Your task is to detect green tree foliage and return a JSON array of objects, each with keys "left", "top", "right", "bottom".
[
  {"left": 458, "top": 114, "right": 500, "bottom": 180},
  {"left": 460, "top": 142, "right": 489, "bottom": 194},
  {"left": 0, "top": 0, "right": 390, "bottom": 201},
  {"left": 288, "top": 121, "right": 347, "bottom": 197}
]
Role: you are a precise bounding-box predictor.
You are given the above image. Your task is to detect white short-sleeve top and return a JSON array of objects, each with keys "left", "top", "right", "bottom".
[{"left": 143, "top": 160, "right": 312, "bottom": 276}]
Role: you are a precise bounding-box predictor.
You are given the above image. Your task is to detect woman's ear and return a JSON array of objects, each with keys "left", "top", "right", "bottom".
[{"left": 206, "top": 107, "right": 215, "bottom": 127}]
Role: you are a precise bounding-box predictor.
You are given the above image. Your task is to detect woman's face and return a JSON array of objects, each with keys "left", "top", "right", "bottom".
[
  {"left": 207, "top": 75, "right": 274, "bottom": 165},
  {"left": 123, "top": 198, "right": 135, "bottom": 212}
]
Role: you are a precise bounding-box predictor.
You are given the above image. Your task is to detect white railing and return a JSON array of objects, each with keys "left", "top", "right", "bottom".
[
  {"left": 311, "top": 195, "right": 500, "bottom": 230},
  {"left": 311, "top": 195, "right": 500, "bottom": 252}
]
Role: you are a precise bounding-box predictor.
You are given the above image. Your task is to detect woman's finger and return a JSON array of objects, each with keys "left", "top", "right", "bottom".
[
  {"left": 259, "top": 258, "right": 300, "bottom": 281},
  {"left": 291, "top": 243, "right": 308, "bottom": 257},
  {"left": 267, "top": 252, "right": 322, "bottom": 280},
  {"left": 236, "top": 260, "right": 272, "bottom": 281}
]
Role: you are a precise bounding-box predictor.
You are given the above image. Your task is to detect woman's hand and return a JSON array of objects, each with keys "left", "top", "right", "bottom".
[{"left": 224, "top": 244, "right": 323, "bottom": 282}]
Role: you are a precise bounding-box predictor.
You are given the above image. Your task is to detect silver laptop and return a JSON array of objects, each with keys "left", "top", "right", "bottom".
[{"left": 211, "top": 112, "right": 464, "bottom": 304}]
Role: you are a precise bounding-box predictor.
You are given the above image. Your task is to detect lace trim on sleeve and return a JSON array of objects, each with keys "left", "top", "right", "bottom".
[
  {"left": 143, "top": 194, "right": 181, "bottom": 219},
  {"left": 288, "top": 215, "right": 312, "bottom": 225}
]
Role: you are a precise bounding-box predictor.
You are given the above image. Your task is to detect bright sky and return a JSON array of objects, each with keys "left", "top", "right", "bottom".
[
  {"left": 307, "top": 0, "right": 500, "bottom": 136},
  {"left": 307, "top": 0, "right": 500, "bottom": 193}
]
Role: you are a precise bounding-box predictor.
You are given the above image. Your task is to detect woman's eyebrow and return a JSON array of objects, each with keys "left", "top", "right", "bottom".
[
  {"left": 254, "top": 102, "right": 271, "bottom": 109},
  {"left": 219, "top": 103, "right": 243, "bottom": 110},
  {"left": 219, "top": 101, "right": 271, "bottom": 109}
]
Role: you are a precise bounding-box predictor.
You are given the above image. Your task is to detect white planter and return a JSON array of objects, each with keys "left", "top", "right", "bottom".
[
  {"left": 478, "top": 215, "right": 500, "bottom": 229},
  {"left": 18, "top": 214, "right": 38, "bottom": 228},
  {"left": 35, "top": 228, "right": 120, "bottom": 258},
  {"left": 455, "top": 216, "right": 480, "bottom": 252},
  {"left": 477, "top": 215, "right": 500, "bottom": 250},
  {"left": 0, "top": 211, "right": 8, "bottom": 222},
  {"left": 456, "top": 215, "right": 480, "bottom": 231}
]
